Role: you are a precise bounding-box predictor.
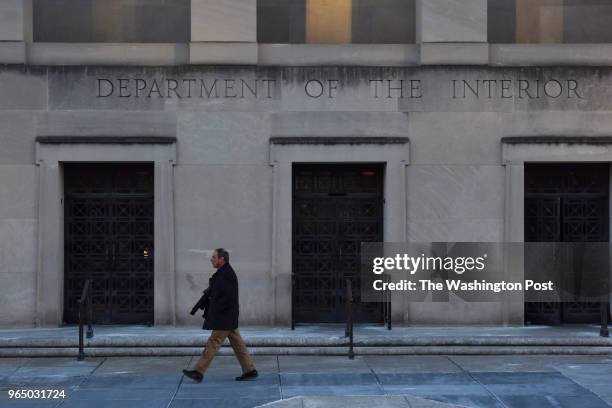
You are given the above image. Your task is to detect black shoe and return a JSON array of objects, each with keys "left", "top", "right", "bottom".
[
  {"left": 182, "top": 369, "right": 203, "bottom": 383},
  {"left": 235, "top": 369, "right": 258, "bottom": 381}
]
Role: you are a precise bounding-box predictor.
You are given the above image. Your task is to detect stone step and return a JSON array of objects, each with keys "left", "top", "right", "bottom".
[
  {"left": 2, "top": 336, "right": 612, "bottom": 348},
  {"left": 2, "top": 345, "right": 612, "bottom": 357}
]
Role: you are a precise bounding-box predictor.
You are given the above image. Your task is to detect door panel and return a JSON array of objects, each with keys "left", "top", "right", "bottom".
[
  {"left": 524, "top": 163, "right": 609, "bottom": 325},
  {"left": 293, "top": 164, "right": 384, "bottom": 324},
  {"left": 63, "top": 164, "right": 154, "bottom": 325}
]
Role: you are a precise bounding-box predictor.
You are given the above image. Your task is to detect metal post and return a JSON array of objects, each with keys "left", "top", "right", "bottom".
[
  {"left": 387, "top": 292, "right": 392, "bottom": 330},
  {"left": 345, "top": 289, "right": 350, "bottom": 338},
  {"left": 348, "top": 316, "right": 354, "bottom": 360},
  {"left": 77, "top": 279, "right": 93, "bottom": 360},
  {"left": 347, "top": 279, "right": 354, "bottom": 360},
  {"left": 601, "top": 302, "right": 610, "bottom": 338},
  {"left": 86, "top": 287, "right": 94, "bottom": 339},
  {"left": 291, "top": 274, "right": 295, "bottom": 331},
  {"left": 384, "top": 274, "right": 392, "bottom": 330},
  {"left": 77, "top": 302, "right": 84, "bottom": 361}
]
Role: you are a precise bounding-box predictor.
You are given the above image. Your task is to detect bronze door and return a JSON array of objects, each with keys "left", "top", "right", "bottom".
[
  {"left": 63, "top": 164, "right": 154, "bottom": 325},
  {"left": 525, "top": 163, "right": 609, "bottom": 324},
  {"left": 292, "top": 164, "right": 384, "bottom": 324}
]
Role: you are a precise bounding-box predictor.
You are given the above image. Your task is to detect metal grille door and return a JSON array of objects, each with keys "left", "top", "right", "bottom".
[
  {"left": 525, "top": 163, "right": 609, "bottom": 324},
  {"left": 292, "top": 164, "right": 384, "bottom": 324},
  {"left": 63, "top": 164, "right": 154, "bottom": 325}
]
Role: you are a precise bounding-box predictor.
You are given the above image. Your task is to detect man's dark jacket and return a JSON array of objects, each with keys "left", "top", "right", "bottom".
[{"left": 192, "top": 263, "right": 239, "bottom": 330}]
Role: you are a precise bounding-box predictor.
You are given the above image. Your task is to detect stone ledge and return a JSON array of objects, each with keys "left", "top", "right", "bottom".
[
  {"left": 258, "top": 44, "right": 420, "bottom": 67},
  {"left": 502, "top": 136, "right": 612, "bottom": 145},
  {"left": 35, "top": 136, "right": 177, "bottom": 145},
  {"left": 491, "top": 44, "right": 612, "bottom": 66},
  {"left": 189, "top": 42, "right": 257, "bottom": 65},
  {"left": 4, "top": 43, "right": 612, "bottom": 67},
  {"left": 27, "top": 43, "right": 189, "bottom": 66},
  {"left": 270, "top": 137, "right": 410, "bottom": 146},
  {"left": 420, "top": 43, "right": 488, "bottom": 65},
  {"left": 0, "top": 41, "right": 25, "bottom": 64}
]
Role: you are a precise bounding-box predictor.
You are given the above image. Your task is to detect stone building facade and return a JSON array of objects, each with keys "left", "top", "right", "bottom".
[{"left": 1, "top": 0, "right": 612, "bottom": 327}]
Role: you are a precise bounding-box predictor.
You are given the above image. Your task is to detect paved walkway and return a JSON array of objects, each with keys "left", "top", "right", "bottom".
[{"left": 1, "top": 354, "right": 612, "bottom": 408}]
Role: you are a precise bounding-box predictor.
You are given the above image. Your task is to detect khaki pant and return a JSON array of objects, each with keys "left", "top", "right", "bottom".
[{"left": 193, "top": 329, "right": 255, "bottom": 375}]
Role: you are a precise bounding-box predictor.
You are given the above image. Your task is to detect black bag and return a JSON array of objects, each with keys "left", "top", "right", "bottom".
[{"left": 189, "top": 288, "right": 210, "bottom": 317}]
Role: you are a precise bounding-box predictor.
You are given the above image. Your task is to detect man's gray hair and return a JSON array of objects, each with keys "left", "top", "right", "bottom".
[{"left": 214, "top": 248, "right": 230, "bottom": 263}]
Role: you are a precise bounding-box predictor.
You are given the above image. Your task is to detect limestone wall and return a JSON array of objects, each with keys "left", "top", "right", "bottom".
[{"left": 1, "top": 65, "right": 612, "bottom": 326}]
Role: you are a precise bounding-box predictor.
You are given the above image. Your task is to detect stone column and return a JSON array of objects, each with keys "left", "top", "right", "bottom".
[
  {"left": 190, "top": 0, "right": 257, "bottom": 64},
  {"left": 416, "top": 0, "right": 488, "bottom": 65},
  {"left": 271, "top": 161, "right": 293, "bottom": 326},
  {"left": 0, "top": 0, "right": 31, "bottom": 64},
  {"left": 503, "top": 164, "right": 525, "bottom": 325},
  {"left": 35, "top": 161, "right": 64, "bottom": 326},
  {"left": 385, "top": 160, "right": 409, "bottom": 322},
  {"left": 154, "top": 160, "right": 177, "bottom": 325}
]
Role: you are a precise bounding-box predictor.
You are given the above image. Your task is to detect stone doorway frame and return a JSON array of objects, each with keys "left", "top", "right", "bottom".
[
  {"left": 502, "top": 136, "right": 612, "bottom": 323},
  {"left": 35, "top": 136, "right": 177, "bottom": 326},
  {"left": 269, "top": 137, "right": 410, "bottom": 326}
]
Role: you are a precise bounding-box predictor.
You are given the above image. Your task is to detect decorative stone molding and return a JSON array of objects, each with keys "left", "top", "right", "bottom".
[
  {"left": 269, "top": 136, "right": 409, "bottom": 145},
  {"left": 35, "top": 138, "right": 177, "bottom": 326},
  {"left": 36, "top": 136, "right": 177, "bottom": 145},
  {"left": 501, "top": 136, "right": 612, "bottom": 324},
  {"left": 268, "top": 137, "right": 409, "bottom": 325}
]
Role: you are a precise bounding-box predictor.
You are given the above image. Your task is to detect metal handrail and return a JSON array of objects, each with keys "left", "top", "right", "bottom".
[
  {"left": 291, "top": 273, "right": 295, "bottom": 331},
  {"left": 77, "top": 279, "right": 94, "bottom": 361},
  {"left": 601, "top": 302, "right": 610, "bottom": 338},
  {"left": 383, "top": 274, "right": 392, "bottom": 330},
  {"left": 345, "top": 279, "right": 354, "bottom": 359}
]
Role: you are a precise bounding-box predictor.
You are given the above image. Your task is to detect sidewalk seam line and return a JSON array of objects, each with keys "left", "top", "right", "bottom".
[
  {"left": 446, "top": 355, "right": 510, "bottom": 408},
  {"left": 277, "top": 354, "right": 284, "bottom": 400},
  {"left": 368, "top": 363, "right": 385, "bottom": 396},
  {"left": 554, "top": 366, "right": 612, "bottom": 406},
  {"left": 166, "top": 357, "right": 189, "bottom": 408},
  {"left": 57, "top": 356, "right": 106, "bottom": 408}
]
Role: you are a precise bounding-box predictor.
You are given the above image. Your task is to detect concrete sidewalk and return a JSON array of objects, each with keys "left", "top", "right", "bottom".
[
  {"left": 1, "top": 354, "right": 612, "bottom": 408},
  {"left": 1, "top": 324, "right": 611, "bottom": 357}
]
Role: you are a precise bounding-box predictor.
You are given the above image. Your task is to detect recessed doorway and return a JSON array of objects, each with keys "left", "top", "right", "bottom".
[
  {"left": 63, "top": 163, "right": 154, "bottom": 325},
  {"left": 292, "top": 163, "right": 385, "bottom": 324},
  {"left": 524, "top": 163, "right": 610, "bottom": 324}
]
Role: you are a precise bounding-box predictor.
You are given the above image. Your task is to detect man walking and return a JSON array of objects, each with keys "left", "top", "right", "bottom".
[{"left": 182, "top": 248, "right": 258, "bottom": 383}]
